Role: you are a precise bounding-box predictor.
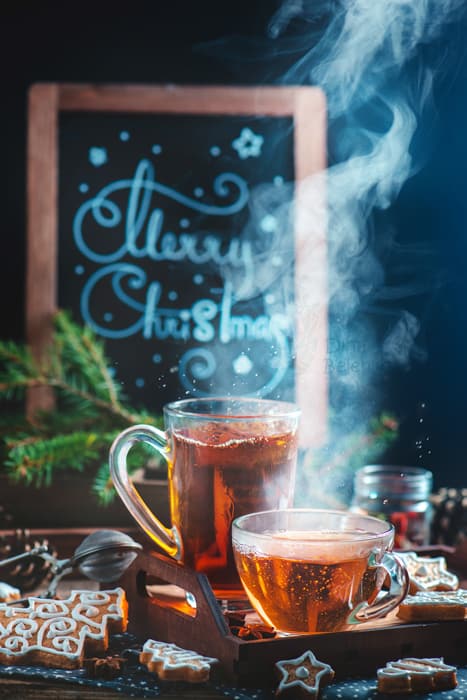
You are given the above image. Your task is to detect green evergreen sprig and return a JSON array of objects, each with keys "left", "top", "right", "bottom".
[{"left": 0, "top": 311, "right": 163, "bottom": 502}]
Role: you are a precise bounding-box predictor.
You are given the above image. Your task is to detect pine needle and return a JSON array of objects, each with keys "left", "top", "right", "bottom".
[{"left": 0, "top": 310, "right": 164, "bottom": 502}]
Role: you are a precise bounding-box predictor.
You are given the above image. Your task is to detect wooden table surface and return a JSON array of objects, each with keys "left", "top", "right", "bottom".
[{"left": 0, "top": 680, "right": 227, "bottom": 699}]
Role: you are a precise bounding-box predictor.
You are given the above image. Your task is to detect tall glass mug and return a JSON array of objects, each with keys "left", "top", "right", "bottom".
[
  {"left": 109, "top": 397, "right": 300, "bottom": 596},
  {"left": 232, "top": 508, "right": 409, "bottom": 634}
]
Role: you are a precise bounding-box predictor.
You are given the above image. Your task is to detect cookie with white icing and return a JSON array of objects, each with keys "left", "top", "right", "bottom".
[
  {"left": 398, "top": 552, "right": 459, "bottom": 593},
  {"left": 275, "top": 650, "right": 335, "bottom": 698},
  {"left": 0, "top": 582, "right": 20, "bottom": 604},
  {"left": 397, "top": 589, "right": 467, "bottom": 621},
  {"left": 377, "top": 657, "right": 457, "bottom": 694},
  {"left": 0, "top": 588, "right": 128, "bottom": 669},
  {"left": 139, "top": 639, "right": 218, "bottom": 682}
]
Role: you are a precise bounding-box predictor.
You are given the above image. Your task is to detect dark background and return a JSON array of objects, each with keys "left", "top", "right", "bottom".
[{"left": 1, "top": 1, "right": 466, "bottom": 489}]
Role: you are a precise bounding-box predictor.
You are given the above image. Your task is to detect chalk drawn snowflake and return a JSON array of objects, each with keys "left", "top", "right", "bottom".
[{"left": 232, "top": 128, "right": 264, "bottom": 159}]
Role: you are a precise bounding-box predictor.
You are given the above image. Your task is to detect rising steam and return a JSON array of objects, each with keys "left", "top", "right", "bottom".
[{"left": 199, "top": 0, "right": 465, "bottom": 504}]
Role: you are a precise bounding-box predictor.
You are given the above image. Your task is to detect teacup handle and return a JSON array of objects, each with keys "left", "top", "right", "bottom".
[
  {"left": 109, "top": 424, "right": 183, "bottom": 561},
  {"left": 348, "top": 551, "right": 409, "bottom": 623}
]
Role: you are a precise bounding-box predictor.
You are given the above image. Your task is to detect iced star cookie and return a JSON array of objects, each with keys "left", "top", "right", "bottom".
[
  {"left": 139, "top": 639, "right": 218, "bottom": 682},
  {"left": 275, "top": 650, "right": 335, "bottom": 698},
  {"left": 0, "top": 588, "right": 128, "bottom": 669},
  {"left": 397, "top": 589, "right": 467, "bottom": 621},
  {"left": 398, "top": 552, "right": 459, "bottom": 593},
  {"left": 377, "top": 657, "right": 457, "bottom": 694}
]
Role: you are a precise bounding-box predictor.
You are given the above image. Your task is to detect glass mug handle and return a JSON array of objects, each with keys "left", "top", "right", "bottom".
[
  {"left": 109, "top": 424, "right": 183, "bottom": 561},
  {"left": 349, "top": 551, "right": 409, "bottom": 623}
]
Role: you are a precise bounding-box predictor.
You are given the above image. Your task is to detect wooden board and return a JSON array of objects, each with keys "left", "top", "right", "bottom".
[{"left": 118, "top": 549, "right": 467, "bottom": 686}]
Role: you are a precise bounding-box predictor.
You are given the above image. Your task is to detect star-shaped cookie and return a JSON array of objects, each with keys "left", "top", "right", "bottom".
[
  {"left": 398, "top": 552, "right": 459, "bottom": 593},
  {"left": 275, "top": 650, "right": 335, "bottom": 698}
]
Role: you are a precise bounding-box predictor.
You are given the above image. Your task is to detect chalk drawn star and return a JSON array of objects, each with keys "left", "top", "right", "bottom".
[
  {"left": 232, "top": 128, "right": 264, "bottom": 159},
  {"left": 89, "top": 147, "right": 108, "bottom": 167},
  {"left": 275, "top": 650, "right": 334, "bottom": 698}
]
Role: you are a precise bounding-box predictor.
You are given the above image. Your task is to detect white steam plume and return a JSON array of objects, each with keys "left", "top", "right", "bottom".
[
  {"left": 269, "top": 0, "right": 464, "bottom": 503},
  {"left": 197, "top": 0, "right": 464, "bottom": 503}
]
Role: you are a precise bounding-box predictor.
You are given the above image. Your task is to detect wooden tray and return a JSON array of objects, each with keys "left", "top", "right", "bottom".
[{"left": 118, "top": 548, "right": 467, "bottom": 686}]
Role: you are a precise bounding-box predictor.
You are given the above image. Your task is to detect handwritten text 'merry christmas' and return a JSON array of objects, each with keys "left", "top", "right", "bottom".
[{"left": 72, "top": 159, "right": 291, "bottom": 345}]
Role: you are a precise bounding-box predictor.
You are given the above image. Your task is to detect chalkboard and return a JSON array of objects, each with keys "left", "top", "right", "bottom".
[{"left": 26, "top": 84, "right": 327, "bottom": 445}]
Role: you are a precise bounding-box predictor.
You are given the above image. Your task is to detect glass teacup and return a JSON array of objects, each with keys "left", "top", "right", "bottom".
[{"left": 232, "top": 508, "right": 409, "bottom": 635}]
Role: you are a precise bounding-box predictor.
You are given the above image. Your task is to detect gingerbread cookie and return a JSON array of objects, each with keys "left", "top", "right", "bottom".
[
  {"left": 0, "top": 588, "right": 128, "bottom": 669},
  {"left": 397, "top": 589, "right": 467, "bottom": 621},
  {"left": 398, "top": 552, "right": 459, "bottom": 593},
  {"left": 139, "top": 639, "right": 218, "bottom": 682},
  {"left": 377, "top": 657, "right": 457, "bottom": 694},
  {"left": 275, "top": 650, "right": 335, "bottom": 698},
  {"left": 0, "top": 582, "right": 20, "bottom": 604}
]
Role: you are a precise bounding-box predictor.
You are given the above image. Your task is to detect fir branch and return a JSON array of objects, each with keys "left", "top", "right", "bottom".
[
  {"left": 53, "top": 312, "right": 114, "bottom": 400},
  {"left": 92, "top": 462, "right": 116, "bottom": 506},
  {"left": 0, "top": 311, "right": 164, "bottom": 501},
  {"left": 0, "top": 340, "right": 42, "bottom": 399},
  {"left": 92, "top": 442, "right": 163, "bottom": 505},
  {"left": 4, "top": 430, "right": 117, "bottom": 488}
]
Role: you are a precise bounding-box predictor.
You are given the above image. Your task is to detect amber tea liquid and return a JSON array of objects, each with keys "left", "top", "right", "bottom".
[
  {"left": 169, "top": 423, "right": 297, "bottom": 594},
  {"left": 233, "top": 531, "right": 378, "bottom": 633}
]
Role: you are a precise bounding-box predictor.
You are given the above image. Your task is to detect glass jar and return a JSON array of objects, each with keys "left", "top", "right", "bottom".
[{"left": 351, "top": 465, "right": 433, "bottom": 548}]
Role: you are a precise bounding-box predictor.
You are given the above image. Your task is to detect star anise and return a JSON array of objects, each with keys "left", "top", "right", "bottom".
[
  {"left": 83, "top": 656, "right": 126, "bottom": 680},
  {"left": 231, "top": 623, "right": 276, "bottom": 640}
]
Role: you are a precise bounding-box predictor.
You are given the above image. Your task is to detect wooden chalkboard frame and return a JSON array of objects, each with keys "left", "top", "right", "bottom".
[{"left": 26, "top": 83, "right": 327, "bottom": 445}]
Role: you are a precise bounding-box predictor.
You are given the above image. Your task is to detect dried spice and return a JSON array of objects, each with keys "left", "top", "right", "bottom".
[{"left": 83, "top": 655, "right": 126, "bottom": 680}]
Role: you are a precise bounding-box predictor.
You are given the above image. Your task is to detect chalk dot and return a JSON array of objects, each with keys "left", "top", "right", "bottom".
[
  {"left": 75, "top": 265, "right": 85, "bottom": 275},
  {"left": 168, "top": 291, "right": 178, "bottom": 301},
  {"left": 130, "top": 278, "right": 141, "bottom": 288},
  {"left": 152, "top": 354, "right": 162, "bottom": 363},
  {"left": 103, "top": 312, "right": 113, "bottom": 322},
  {"left": 89, "top": 146, "right": 108, "bottom": 167},
  {"left": 260, "top": 214, "right": 277, "bottom": 232},
  {"left": 210, "top": 145, "right": 221, "bottom": 157},
  {"left": 151, "top": 144, "right": 162, "bottom": 155},
  {"left": 180, "top": 310, "right": 191, "bottom": 321},
  {"left": 120, "top": 131, "right": 130, "bottom": 141},
  {"left": 274, "top": 175, "right": 284, "bottom": 185},
  {"left": 233, "top": 354, "right": 253, "bottom": 375},
  {"left": 193, "top": 274, "right": 204, "bottom": 285},
  {"left": 79, "top": 183, "right": 89, "bottom": 193},
  {"left": 135, "top": 378, "right": 145, "bottom": 388},
  {"left": 271, "top": 255, "right": 282, "bottom": 266},
  {"left": 179, "top": 218, "right": 190, "bottom": 228},
  {"left": 265, "top": 293, "right": 275, "bottom": 304},
  {"left": 194, "top": 187, "right": 204, "bottom": 197}
]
